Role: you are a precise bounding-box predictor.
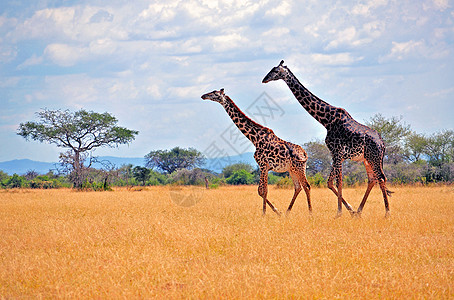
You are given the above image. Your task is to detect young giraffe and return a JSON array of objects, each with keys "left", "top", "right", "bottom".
[
  {"left": 201, "top": 88, "right": 311, "bottom": 216},
  {"left": 263, "top": 60, "right": 392, "bottom": 218}
]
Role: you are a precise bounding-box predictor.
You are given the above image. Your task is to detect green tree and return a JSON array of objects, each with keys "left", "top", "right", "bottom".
[
  {"left": 303, "top": 140, "right": 332, "bottom": 177},
  {"left": 145, "top": 147, "right": 205, "bottom": 174},
  {"left": 2, "top": 174, "right": 27, "bottom": 188},
  {"left": 133, "top": 166, "right": 151, "bottom": 186},
  {"left": 222, "top": 163, "right": 254, "bottom": 178},
  {"left": 169, "top": 168, "right": 210, "bottom": 185},
  {"left": 0, "top": 171, "right": 9, "bottom": 183},
  {"left": 226, "top": 169, "right": 255, "bottom": 185},
  {"left": 17, "top": 109, "right": 138, "bottom": 188},
  {"left": 148, "top": 170, "right": 168, "bottom": 186},
  {"left": 404, "top": 132, "right": 429, "bottom": 163},
  {"left": 115, "top": 164, "right": 134, "bottom": 186},
  {"left": 365, "top": 114, "right": 411, "bottom": 164},
  {"left": 424, "top": 130, "right": 454, "bottom": 167}
]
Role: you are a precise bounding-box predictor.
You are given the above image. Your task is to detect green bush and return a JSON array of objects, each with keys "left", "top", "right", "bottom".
[
  {"left": 268, "top": 173, "right": 281, "bottom": 184},
  {"left": 276, "top": 176, "right": 293, "bottom": 189},
  {"left": 226, "top": 169, "right": 255, "bottom": 185},
  {"left": 308, "top": 172, "right": 327, "bottom": 187},
  {"left": 2, "top": 174, "right": 28, "bottom": 188},
  {"left": 147, "top": 170, "right": 168, "bottom": 186},
  {"left": 222, "top": 163, "right": 254, "bottom": 178}
]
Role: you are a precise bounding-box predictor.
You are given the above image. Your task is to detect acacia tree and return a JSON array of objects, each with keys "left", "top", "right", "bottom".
[
  {"left": 145, "top": 147, "right": 205, "bottom": 174},
  {"left": 365, "top": 113, "right": 411, "bottom": 164},
  {"left": 17, "top": 109, "right": 138, "bottom": 188}
]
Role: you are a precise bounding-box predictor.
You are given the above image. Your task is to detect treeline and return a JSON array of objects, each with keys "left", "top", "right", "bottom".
[
  {"left": 304, "top": 115, "right": 454, "bottom": 186},
  {"left": 0, "top": 160, "right": 344, "bottom": 190},
  {"left": 4, "top": 114, "right": 453, "bottom": 190},
  {"left": 0, "top": 163, "right": 298, "bottom": 190}
]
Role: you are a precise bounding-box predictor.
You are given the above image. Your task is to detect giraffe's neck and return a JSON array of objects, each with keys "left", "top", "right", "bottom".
[
  {"left": 222, "top": 96, "right": 267, "bottom": 146},
  {"left": 283, "top": 68, "right": 338, "bottom": 128}
]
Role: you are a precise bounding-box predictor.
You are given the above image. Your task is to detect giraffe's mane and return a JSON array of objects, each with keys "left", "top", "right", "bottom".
[
  {"left": 225, "top": 95, "right": 274, "bottom": 134},
  {"left": 284, "top": 66, "right": 333, "bottom": 107}
]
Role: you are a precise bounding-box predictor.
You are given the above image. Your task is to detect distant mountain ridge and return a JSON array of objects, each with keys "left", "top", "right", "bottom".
[{"left": 0, "top": 153, "right": 256, "bottom": 175}]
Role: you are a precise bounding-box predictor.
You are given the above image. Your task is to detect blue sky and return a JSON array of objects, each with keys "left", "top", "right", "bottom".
[{"left": 0, "top": 0, "right": 453, "bottom": 162}]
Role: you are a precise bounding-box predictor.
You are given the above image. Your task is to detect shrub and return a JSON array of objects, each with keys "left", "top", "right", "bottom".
[
  {"left": 268, "top": 173, "right": 281, "bottom": 185},
  {"left": 307, "top": 172, "right": 326, "bottom": 187},
  {"left": 226, "top": 169, "right": 255, "bottom": 185},
  {"left": 222, "top": 163, "right": 254, "bottom": 179},
  {"left": 2, "top": 174, "right": 28, "bottom": 188},
  {"left": 276, "top": 176, "right": 293, "bottom": 189}
]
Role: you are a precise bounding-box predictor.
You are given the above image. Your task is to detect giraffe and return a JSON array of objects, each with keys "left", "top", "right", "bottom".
[
  {"left": 263, "top": 60, "right": 392, "bottom": 218},
  {"left": 201, "top": 88, "right": 311, "bottom": 216}
]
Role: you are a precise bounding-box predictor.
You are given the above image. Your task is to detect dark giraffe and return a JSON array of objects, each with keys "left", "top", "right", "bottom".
[
  {"left": 263, "top": 60, "right": 392, "bottom": 218},
  {"left": 201, "top": 88, "right": 311, "bottom": 216}
]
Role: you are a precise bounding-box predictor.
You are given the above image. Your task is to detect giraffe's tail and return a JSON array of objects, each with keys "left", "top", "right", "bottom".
[{"left": 386, "top": 189, "right": 394, "bottom": 197}]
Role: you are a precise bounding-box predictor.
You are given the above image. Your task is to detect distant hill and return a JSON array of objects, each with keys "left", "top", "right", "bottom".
[
  {"left": 0, "top": 159, "right": 57, "bottom": 175},
  {"left": 0, "top": 153, "right": 257, "bottom": 175},
  {"left": 204, "top": 152, "right": 256, "bottom": 173},
  {"left": 0, "top": 157, "right": 146, "bottom": 175}
]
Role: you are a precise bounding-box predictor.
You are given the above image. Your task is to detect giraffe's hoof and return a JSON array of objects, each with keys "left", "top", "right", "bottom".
[
  {"left": 352, "top": 211, "right": 362, "bottom": 218},
  {"left": 335, "top": 212, "right": 342, "bottom": 219},
  {"left": 384, "top": 211, "right": 391, "bottom": 218}
]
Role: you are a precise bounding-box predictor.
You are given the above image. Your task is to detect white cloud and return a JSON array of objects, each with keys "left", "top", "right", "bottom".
[
  {"left": 212, "top": 32, "right": 249, "bottom": 51},
  {"left": 17, "top": 54, "right": 43, "bottom": 69},
  {"left": 427, "top": 0, "right": 450, "bottom": 11},
  {"left": 379, "top": 40, "right": 444, "bottom": 62},
  {"left": 262, "top": 27, "right": 290, "bottom": 38},
  {"left": 310, "top": 53, "right": 362, "bottom": 66},
  {"left": 0, "top": 43, "right": 17, "bottom": 63},
  {"left": 0, "top": 0, "right": 453, "bottom": 161},
  {"left": 44, "top": 43, "right": 89, "bottom": 67},
  {"left": 265, "top": 1, "right": 291, "bottom": 17},
  {"left": 326, "top": 26, "right": 358, "bottom": 49},
  {"left": 352, "top": 0, "right": 388, "bottom": 16}
]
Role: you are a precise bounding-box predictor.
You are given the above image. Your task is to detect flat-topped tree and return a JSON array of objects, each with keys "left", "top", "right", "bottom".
[
  {"left": 263, "top": 60, "right": 392, "bottom": 218},
  {"left": 202, "top": 88, "right": 311, "bottom": 216},
  {"left": 17, "top": 109, "right": 138, "bottom": 188}
]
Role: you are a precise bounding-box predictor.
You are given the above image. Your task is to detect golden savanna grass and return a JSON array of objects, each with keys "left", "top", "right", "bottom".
[{"left": 0, "top": 185, "right": 453, "bottom": 298}]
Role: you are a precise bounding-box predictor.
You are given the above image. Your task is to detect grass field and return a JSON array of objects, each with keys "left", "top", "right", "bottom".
[{"left": 0, "top": 185, "right": 453, "bottom": 298}]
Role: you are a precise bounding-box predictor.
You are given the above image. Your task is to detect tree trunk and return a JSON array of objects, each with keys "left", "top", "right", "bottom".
[{"left": 73, "top": 151, "right": 82, "bottom": 188}]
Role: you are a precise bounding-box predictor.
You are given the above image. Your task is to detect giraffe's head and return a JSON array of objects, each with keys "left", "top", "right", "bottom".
[
  {"left": 262, "top": 60, "right": 287, "bottom": 83},
  {"left": 201, "top": 88, "right": 226, "bottom": 104}
]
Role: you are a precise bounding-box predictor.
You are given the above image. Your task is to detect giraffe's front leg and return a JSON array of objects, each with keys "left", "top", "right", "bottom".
[
  {"left": 258, "top": 167, "right": 281, "bottom": 216},
  {"left": 327, "top": 159, "right": 353, "bottom": 217}
]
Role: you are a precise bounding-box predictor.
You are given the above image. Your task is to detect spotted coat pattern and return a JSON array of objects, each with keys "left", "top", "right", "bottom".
[
  {"left": 201, "top": 88, "right": 311, "bottom": 215},
  {"left": 263, "top": 60, "right": 391, "bottom": 217}
]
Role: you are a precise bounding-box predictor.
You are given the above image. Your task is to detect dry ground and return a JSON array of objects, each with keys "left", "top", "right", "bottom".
[{"left": 0, "top": 185, "right": 453, "bottom": 298}]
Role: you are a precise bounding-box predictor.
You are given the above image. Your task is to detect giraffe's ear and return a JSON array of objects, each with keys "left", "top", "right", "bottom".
[
  {"left": 220, "top": 88, "right": 225, "bottom": 94},
  {"left": 279, "top": 60, "right": 284, "bottom": 66}
]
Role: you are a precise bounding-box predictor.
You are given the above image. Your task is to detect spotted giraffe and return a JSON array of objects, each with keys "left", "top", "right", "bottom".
[
  {"left": 263, "top": 60, "right": 392, "bottom": 218},
  {"left": 201, "top": 88, "right": 311, "bottom": 216}
]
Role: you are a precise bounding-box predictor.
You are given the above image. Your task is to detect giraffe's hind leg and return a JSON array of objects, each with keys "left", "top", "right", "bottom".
[
  {"left": 287, "top": 165, "right": 312, "bottom": 214},
  {"left": 356, "top": 160, "right": 376, "bottom": 217},
  {"left": 357, "top": 160, "right": 391, "bottom": 217},
  {"left": 286, "top": 171, "right": 302, "bottom": 214}
]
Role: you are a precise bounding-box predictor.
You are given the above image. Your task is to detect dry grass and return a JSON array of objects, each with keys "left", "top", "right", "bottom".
[{"left": 0, "top": 185, "right": 453, "bottom": 299}]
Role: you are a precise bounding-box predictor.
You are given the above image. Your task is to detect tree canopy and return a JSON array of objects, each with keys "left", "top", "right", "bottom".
[
  {"left": 17, "top": 109, "right": 138, "bottom": 188},
  {"left": 18, "top": 109, "right": 138, "bottom": 151},
  {"left": 145, "top": 147, "right": 205, "bottom": 174}
]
